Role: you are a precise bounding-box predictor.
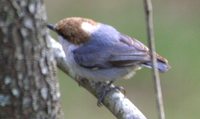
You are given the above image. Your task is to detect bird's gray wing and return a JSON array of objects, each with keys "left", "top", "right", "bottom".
[
  {"left": 73, "top": 34, "right": 150, "bottom": 69},
  {"left": 108, "top": 34, "right": 150, "bottom": 67}
]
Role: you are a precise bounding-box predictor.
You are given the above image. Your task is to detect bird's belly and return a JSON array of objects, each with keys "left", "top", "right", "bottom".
[
  {"left": 86, "top": 67, "right": 137, "bottom": 82},
  {"left": 71, "top": 62, "right": 140, "bottom": 82}
]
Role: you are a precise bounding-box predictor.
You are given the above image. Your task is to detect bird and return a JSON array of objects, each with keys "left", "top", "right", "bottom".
[{"left": 47, "top": 17, "right": 170, "bottom": 104}]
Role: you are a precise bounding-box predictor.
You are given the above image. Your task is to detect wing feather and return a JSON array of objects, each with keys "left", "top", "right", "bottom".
[{"left": 73, "top": 34, "right": 151, "bottom": 69}]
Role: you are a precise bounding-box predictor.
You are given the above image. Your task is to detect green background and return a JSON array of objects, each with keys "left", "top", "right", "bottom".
[{"left": 45, "top": 0, "right": 200, "bottom": 118}]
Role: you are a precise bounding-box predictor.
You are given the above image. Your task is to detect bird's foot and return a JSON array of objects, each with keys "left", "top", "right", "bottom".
[
  {"left": 114, "top": 86, "right": 126, "bottom": 95},
  {"left": 97, "top": 81, "right": 126, "bottom": 106}
]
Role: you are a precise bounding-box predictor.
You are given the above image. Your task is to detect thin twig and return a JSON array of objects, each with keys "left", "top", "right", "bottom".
[
  {"left": 47, "top": 36, "right": 147, "bottom": 119},
  {"left": 143, "top": 0, "right": 166, "bottom": 119}
]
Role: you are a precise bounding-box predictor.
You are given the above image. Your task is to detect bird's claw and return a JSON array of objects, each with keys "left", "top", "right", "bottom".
[
  {"left": 97, "top": 83, "right": 126, "bottom": 107},
  {"left": 114, "top": 86, "right": 126, "bottom": 95}
]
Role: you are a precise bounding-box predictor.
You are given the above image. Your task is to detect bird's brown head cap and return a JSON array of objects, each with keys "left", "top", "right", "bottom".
[{"left": 54, "top": 17, "right": 99, "bottom": 44}]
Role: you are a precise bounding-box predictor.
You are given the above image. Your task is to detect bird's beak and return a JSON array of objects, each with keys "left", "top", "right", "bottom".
[{"left": 47, "top": 24, "right": 56, "bottom": 31}]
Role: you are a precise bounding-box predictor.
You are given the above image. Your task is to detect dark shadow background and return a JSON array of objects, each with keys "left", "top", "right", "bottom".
[{"left": 45, "top": 0, "right": 200, "bottom": 118}]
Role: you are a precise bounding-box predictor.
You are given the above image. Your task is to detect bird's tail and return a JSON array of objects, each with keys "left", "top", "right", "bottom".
[{"left": 142, "top": 54, "right": 170, "bottom": 72}]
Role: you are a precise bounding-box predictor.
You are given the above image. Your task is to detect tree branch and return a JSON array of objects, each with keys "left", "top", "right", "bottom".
[
  {"left": 143, "top": 0, "right": 166, "bottom": 119},
  {"left": 47, "top": 36, "right": 147, "bottom": 119}
]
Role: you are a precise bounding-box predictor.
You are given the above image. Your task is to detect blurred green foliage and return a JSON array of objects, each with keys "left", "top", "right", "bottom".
[{"left": 45, "top": 0, "right": 200, "bottom": 118}]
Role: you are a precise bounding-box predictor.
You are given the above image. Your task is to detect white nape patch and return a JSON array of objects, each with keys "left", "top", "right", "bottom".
[{"left": 81, "top": 22, "right": 99, "bottom": 34}]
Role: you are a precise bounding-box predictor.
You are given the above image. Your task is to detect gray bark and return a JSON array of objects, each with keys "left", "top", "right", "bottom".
[{"left": 0, "top": 0, "right": 62, "bottom": 119}]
